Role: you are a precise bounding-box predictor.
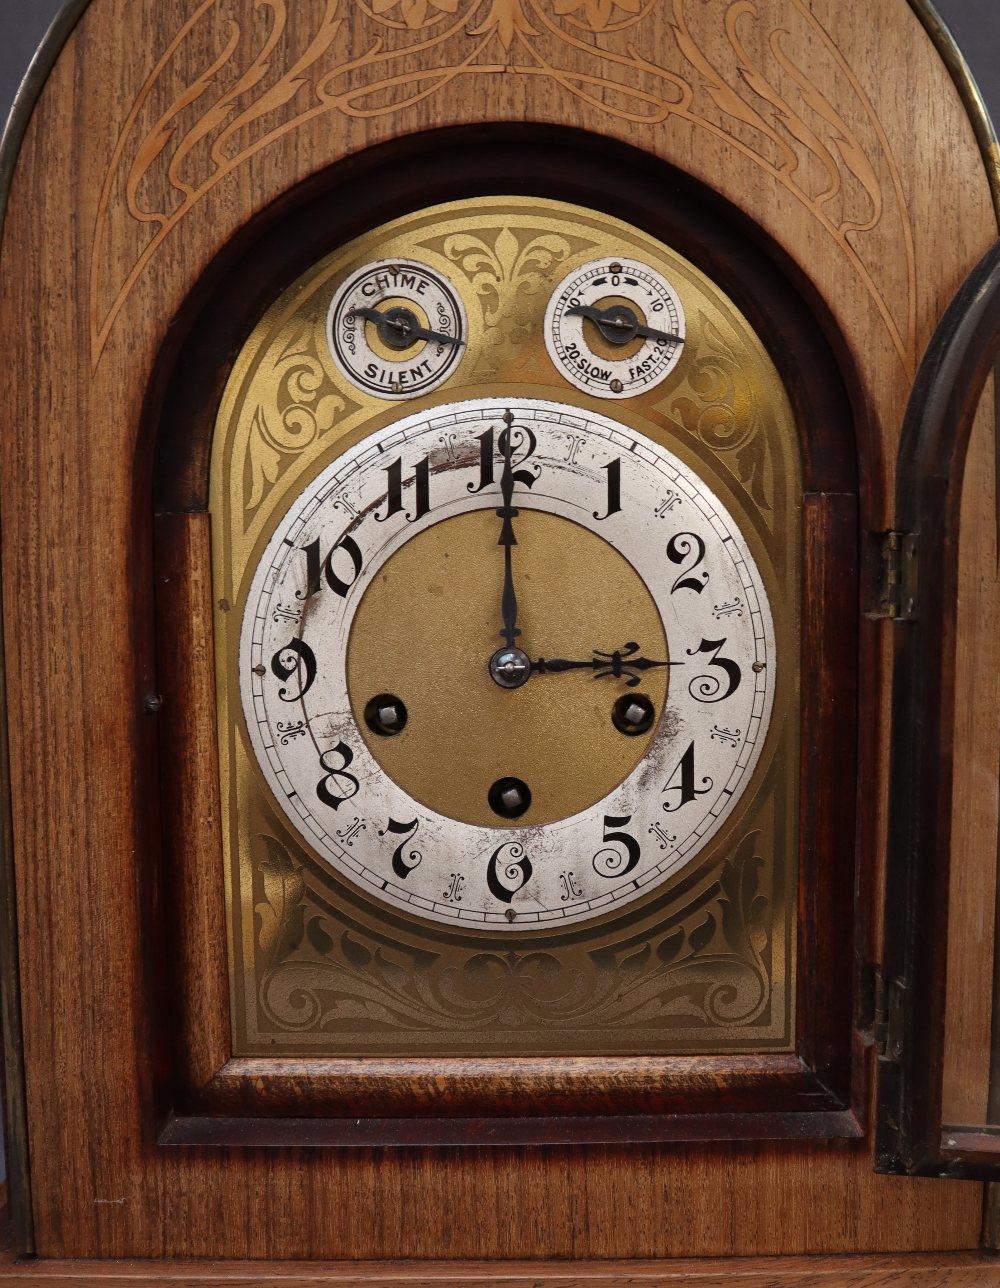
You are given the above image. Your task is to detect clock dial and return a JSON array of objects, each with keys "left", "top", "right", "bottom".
[
  {"left": 544, "top": 257, "right": 686, "bottom": 398},
  {"left": 326, "top": 257, "right": 467, "bottom": 398},
  {"left": 239, "top": 398, "right": 775, "bottom": 931}
]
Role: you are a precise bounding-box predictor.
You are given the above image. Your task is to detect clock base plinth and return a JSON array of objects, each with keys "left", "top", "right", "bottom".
[{"left": 0, "top": 1249, "right": 997, "bottom": 1286}]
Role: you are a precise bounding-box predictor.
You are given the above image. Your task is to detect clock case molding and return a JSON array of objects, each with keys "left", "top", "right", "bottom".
[{"left": 0, "top": 0, "right": 998, "bottom": 1265}]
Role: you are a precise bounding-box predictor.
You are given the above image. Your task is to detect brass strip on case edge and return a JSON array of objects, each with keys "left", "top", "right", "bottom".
[
  {"left": 0, "top": 0, "right": 94, "bottom": 1256},
  {"left": 0, "top": 0, "right": 92, "bottom": 246},
  {"left": 906, "top": 0, "right": 1000, "bottom": 226}
]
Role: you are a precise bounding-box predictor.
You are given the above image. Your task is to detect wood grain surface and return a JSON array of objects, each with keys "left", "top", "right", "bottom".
[
  {"left": 1, "top": 1252, "right": 1000, "bottom": 1287},
  {"left": 0, "top": 0, "right": 997, "bottom": 1263},
  {"left": 874, "top": 235, "right": 1000, "bottom": 1175},
  {"left": 942, "top": 367, "right": 1000, "bottom": 1126}
]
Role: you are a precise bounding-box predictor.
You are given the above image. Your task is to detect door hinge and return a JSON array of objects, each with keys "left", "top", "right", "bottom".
[
  {"left": 869, "top": 531, "right": 918, "bottom": 620},
  {"left": 871, "top": 967, "right": 906, "bottom": 1063}
]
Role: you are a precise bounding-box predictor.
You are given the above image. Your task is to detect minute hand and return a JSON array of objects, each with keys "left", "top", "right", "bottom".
[
  {"left": 564, "top": 304, "right": 682, "bottom": 348},
  {"left": 531, "top": 642, "right": 679, "bottom": 687},
  {"left": 497, "top": 414, "right": 520, "bottom": 649}
]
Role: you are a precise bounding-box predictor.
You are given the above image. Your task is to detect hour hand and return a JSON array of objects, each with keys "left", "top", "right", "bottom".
[
  {"left": 564, "top": 303, "right": 682, "bottom": 349},
  {"left": 531, "top": 642, "right": 678, "bottom": 687},
  {"left": 349, "top": 305, "right": 464, "bottom": 351}
]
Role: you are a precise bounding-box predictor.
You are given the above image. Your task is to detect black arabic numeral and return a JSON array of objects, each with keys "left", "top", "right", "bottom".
[
  {"left": 687, "top": 637, "right": 742, "bottom": 702},
  {"left": 593, "top": 813, "right": 641, "bottom": 878},
  {"left": 593, "top": 457, "right": 621, "bottom": 521},
  {"left": 298, "top": 534, "right": 364, "bottom": 599},
  {"left": 662, "top": 741, "right": 713, "bottom": 812},
  {"left": 380, "top": 817, "right": 422, "bottom": 878},
  {"left": 375, "top": 455, "right": 430, "bottom": 522},
  {"left": 269, "top": 637, "right": 317, "bottom": 702},
  {"left": 315, "top": 742, "right": 360, "bottom": 811},
  {"left": 486, "top": 841, "right": 533, "bottom": 903},
  {"left": 499, "top": 423, "right": 541, "bottom": 489},
  {"left": 469, "top": 421, "right": 541, "bottom": 493},
  {"left": 666, "top": 532, "right": 708, "bottom": 594},
  {"left": 468, "top": 427, "right": 495, "bottom": 494}
]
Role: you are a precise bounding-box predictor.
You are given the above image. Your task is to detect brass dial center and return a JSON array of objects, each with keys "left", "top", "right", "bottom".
[{"left": 346, "top": 508, "right": 669, "bottom": 828}]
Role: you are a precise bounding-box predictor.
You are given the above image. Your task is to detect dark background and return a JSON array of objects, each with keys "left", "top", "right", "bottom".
[{"left": 0, "top": 0, "right": 998, "bottom": 126}]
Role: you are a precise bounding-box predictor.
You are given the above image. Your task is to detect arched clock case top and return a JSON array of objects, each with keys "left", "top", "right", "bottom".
[{"left": 146, "top": 128, "right": 865, "bottom": 1145}]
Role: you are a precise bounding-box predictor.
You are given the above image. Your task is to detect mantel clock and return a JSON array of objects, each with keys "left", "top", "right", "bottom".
[{"left": 0, "top": 0, "right": 999, "bottom": 1280}]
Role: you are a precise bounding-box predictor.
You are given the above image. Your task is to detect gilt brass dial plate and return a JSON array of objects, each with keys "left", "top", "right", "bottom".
[
  {"left": 348, "top": 506, "right": 669, "bottom": 829},
  {"left": 211, "top": 196, "right": 801, "bottom": 1055}
]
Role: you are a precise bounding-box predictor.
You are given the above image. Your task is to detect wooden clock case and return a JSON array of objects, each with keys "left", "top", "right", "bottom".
[{"left": 0, "top": 0, "right": 999, "bottom": 1279}]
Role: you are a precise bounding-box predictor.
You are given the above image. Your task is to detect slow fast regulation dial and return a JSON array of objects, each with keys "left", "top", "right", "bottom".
[
  {"left": 326, "top": 257, "right": 467, "bottom": 399},
  {"left": 545, "top": 257, "right": 686, "bottom": 398},
  {"left": 239, "top": 399, "right": 775, "bottom": 931}
]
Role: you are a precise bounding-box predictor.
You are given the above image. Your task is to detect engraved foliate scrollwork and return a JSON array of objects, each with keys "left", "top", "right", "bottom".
[
  {"left": 436, "top": 227, "right": 577, "bottom": 328},
  {"left": 253, "top": 829, "right": 771, "bottom": 1037},
  {"left": 243, "top": 323, "right": 353, "bottom": 520},
  {"left": 254, "top": 834, "right": 446, "bottom": 1031},
  {"left": 254, "top": 835, "right": 306, "bottom": 961},
  {"left": 92, "top": 0, "right": 916, "bottom": 376},
  {"left": 668, "top": 315, "right": 770, "bottom": 511},
  {"left": 585, "top": 830, "right": 771, "bottom": 1027}
]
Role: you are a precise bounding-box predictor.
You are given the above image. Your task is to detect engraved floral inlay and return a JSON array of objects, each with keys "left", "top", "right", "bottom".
[
  {"left": 554, "top": 0, "right": 652, "bottom": 33},
  {"left": 438, "top": 228, "right": 575, "bottom": 327},
  {"left": 241, "top": 321, "right": 354, "bottom": 521},
  {"left": 92, "top": 0, "right": 916, "bottom": 377},
  {"left": 668, "top": 313, "right": 770, "bottom": 510},
  {"left": 362, "top": 0, "right": 461, "bottom": 30}
]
